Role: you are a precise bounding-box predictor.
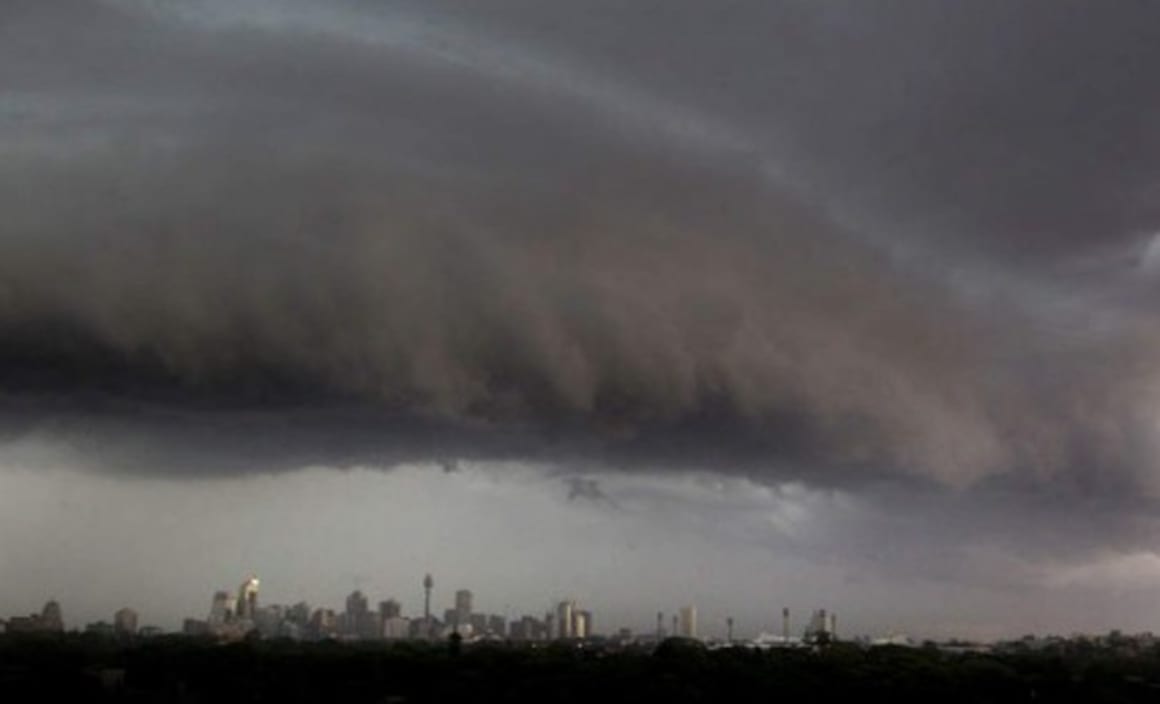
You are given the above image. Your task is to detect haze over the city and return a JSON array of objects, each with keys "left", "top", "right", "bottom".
[{"left": 4, "top": 0, "right": 1160, "bottom": 642}]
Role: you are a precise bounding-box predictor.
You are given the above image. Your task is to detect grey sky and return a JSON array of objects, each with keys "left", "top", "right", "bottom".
[{"left": 3, "top": 0, "right": 1160, "bottom": 639}]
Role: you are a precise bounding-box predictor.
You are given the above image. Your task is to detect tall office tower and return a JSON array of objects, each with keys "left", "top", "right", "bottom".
[
  {"left": 671, "top": 614, "right": 678, "bottom": 638},
  {"left": 114, "top": 608, "right": 138, "bottom": 636},
  {"left": 288, "top": 602, "right": 312, "bottom": 627},
  {"left": 782, "top": 607, "right": 790, "bottom": 641},
  {"left": 678, "top": 606, "right": 697, "bottom": 639},
  {"left": 727, "top": 616, "right": 734, "bottom": 643},
  {"left": 423, "top": 574, "right": 433, "bottom": 623},
  {"left": 236, "top": 576, "right": 260, "bottom": 621},
  {"left": 310, "top": 608, "right": 338, "bottom": 639},
  {"left": 544, "top": 612, "right": 554, "bottom": 640},
  {"left": 572, "top": 610, "right": 589, "bottom": 639},
  {"left": 575, "top": 610, "right": 593, "bottom": 639},
  {"left": 656, "top": 611, "right": 664, "bottom": 639},
  {"left": 828, "top": 612, "right": 837, "bottom": 640},
  {"left": 40, "top": 600, "right": 63, "bottom": 632},
  {"left": 346, "top": 590, "right": 369, "bottom": 636},
  {"left": 806, "top": 609, "right": 829, "bottom": 641},
  {"left": 454, "top": 589, "right": 473, "bottom": 629},
  {"left": 379, "top": 599, "right": 401, "bottom": 620},
  {"left": 555, "top": 600, "right": 575, "bottom": 639},
  {"left": 209, "top": 591, "right": 236, "bottom": 626}
]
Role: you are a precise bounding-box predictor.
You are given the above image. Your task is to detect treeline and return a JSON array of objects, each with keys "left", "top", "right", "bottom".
[{"left": 4, "top": 634, "right": 1160, "bottom": 702}]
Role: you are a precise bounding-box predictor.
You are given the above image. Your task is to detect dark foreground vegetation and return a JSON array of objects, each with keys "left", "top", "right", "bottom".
[{"left": 4, "top": 634, "right": 1160, "bottom": 703}]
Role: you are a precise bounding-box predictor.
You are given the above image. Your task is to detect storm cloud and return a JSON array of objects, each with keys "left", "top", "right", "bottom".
[{"left": 4, "top": 0, "right": 1160, "bottom": 498}]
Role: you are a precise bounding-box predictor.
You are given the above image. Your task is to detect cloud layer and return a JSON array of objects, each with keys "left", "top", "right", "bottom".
[{"left": 4, "top": 1, "right": 1160, "bottom": 498}]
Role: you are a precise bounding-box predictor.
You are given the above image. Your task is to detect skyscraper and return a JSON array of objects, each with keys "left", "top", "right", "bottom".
[
  {"left": 209, "top": 591, "right": 236, "bottom": 626},
  {"left": 805, "top": 609, "right": 830, "bottom": 642},
  {"left": 236, "top": 576, "right": 260, "bottom": 621},
  {"left": 310, "top": 608, "right": 338, "bottom": 639},
  {"left": 383, "top": 615, "right": 410, "bottom": 639},
  {"left": 114, "top": 608, "right": 138, "bottom": 636},
  {"left": 345, "top": 590, "right": 369, "bottom": 637},
  {"left": 577, "top": 610, "right": 593, "bottom": 639},
  {"left": 40, "top": 600, "right": 63, "bottom": 632},
  {"left": 555, "top": 600, "right": 575, "bottom": 639},
  {"left": 423, "top": 574, "right": 433, "bottom": 623},
  {"left": 379, "top": 599, "right": 401, "bottom": 620},
  {"left": 288, "top": 602, "right": 312, "bottom": 627},
  {"left": 454, "top": 589, "right": 472, "bottom": 630},
  {"left": 572, "top": 610, "right": 589, "bottom": 639},
  {"left": 678, "top": 606, "right": 697, "bottom": 639}
]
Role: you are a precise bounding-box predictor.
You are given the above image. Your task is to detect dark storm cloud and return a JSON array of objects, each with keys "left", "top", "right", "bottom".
[{"left": 3, "top": 0, "right": 1160, "bottom": 496}]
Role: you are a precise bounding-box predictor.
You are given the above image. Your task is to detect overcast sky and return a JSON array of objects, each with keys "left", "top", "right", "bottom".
[{"left": 4, "top": 0, "right": 1160, "bottom": 641}]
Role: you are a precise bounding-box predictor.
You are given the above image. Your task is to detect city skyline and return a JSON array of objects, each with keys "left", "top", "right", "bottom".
[
  {"left": 5, "top": 463, "right": 1160, "bottom": 643},
  {"left": 0, "top": 570, "right": 839, "bottom": 647}
]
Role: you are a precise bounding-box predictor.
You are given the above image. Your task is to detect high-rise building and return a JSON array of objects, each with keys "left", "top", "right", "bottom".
[
  {"left": 509, "top": 615, "right": 546, "bottom": 641},
  {"left": 678, "top": 606, "right": 697, "bottom": 639},
  {"left": 383, "top": 616, "right": 410, "bottom": 639},
  {"left": 469, "top": 613, "right": 488, "bottom": 636},
  {"left": 508, "top": 617, "right": 529, "bottom": 641},
  {"left": 236, "top": 577, "right": 260, "bottom": 621},
  {"left": 555, "top": 601, "right": 575, "bottom": 639},
  {"left": 41, "top": 600, "right": 63, "bottom": 632},
  {"left": 379, "top": 599, "right": 401, "bottom": 620},
  {"left": 572, "top": 610, "right": 589, "bottom": 639},
  {"left": 288, "top": 602, "right": 312, "bottom": 627},
  {"left": 113, "top": 608, "right": 138, "bottom": 636},
  {"left": 361, "top": 611, "right": 383, "bottom": 639},
  {"left": 310, "top": 608, "right": 338, "bottom": 640},
  {"left": 805, "top": 609, "right": 831, "bottom": 642},
  {"left": 345, "top": 591, "right": 368, "bottom": 634},
  {"left": 343, "top": 591, "right": 380, "bottom": 639},
  {"left": 209, "top": 591, "right": 236, "bottom": 626},
  {"left": 454, "top": 590, "right": 472, "bottom": 630}
]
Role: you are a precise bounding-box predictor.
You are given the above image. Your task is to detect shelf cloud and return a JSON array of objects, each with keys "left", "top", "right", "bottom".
[{"left": 4, "top": 0, "right": 1160, "bottom": 500}]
